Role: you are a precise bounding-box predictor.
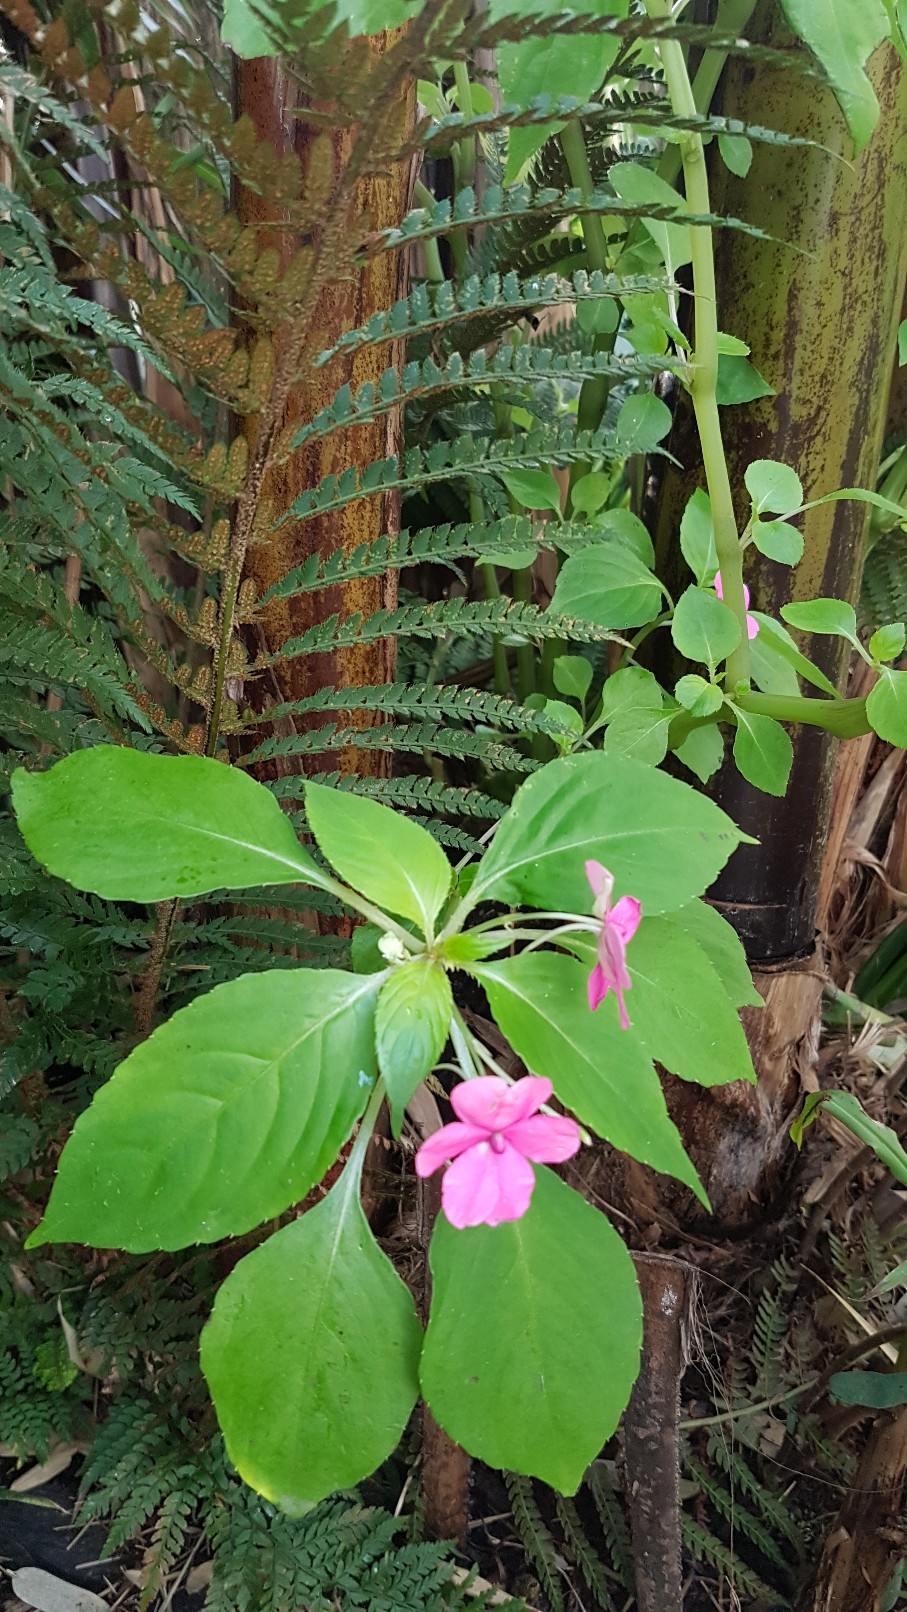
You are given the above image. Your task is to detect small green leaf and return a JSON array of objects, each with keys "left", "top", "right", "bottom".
[
  {"left": 594, "top": 508, "right": 655, "bottom": 568},
  {"left": 604, "top": 707, "right": 672, "bottom": 766},
  {"left": 751, "top": 518, "right": 804, "bottom": 565},
  {"left": 466, "top": 751, "right": 750, "bottom": 917},
  {"left": 473, "top": 952, "right": 705, "bottom": 1199},
  {"left": 11, "top": 749, "right": 324, "bottom": 903},
  {"left": 716, "top": 332, "right": 751, "bottom": 357},
  {"left": 679, "top": 489, "right": 717, "bottom": 584},
  {"left": 420, "top": 1169, "right": 642, "bottom": 1492},
  {"left": 880, "top": 1258, "right": 907, "bottom": 1293},
  {"left": 781, "top": 597, "right": 861, "bottom": 648},
  {"left": 221, "top": 0, "right": 278, "bottom": 56},
  {"left": 377, "top": 962, "right": 451, "bottom": 1132},
  {"left": 749, "top": 613, "right": 840, "bottom": 697},
  {"left": 674, "top": 675, "right": 723, "bottom": 718},
  {"left": 615, "top": 393, "right": 673, "bottom": 455},
  {"left": 867, "top": 667, "right": 907, "bottom": 744},
  {"left": 869, "top": 622, "right": 906, "bottom": 664},
  {"left": 716, "top": 355, "right": 774, "bottom": 407},
  {"left": 570, "top": 472, "right": 610, "bottom": 515},
  {"left": 717, "top": 132, "right": 753, "bottom": 176},
  {"left": 476, "top": 547, "right": 536, "bottom": 570},
  {"left": 501, "top": 466, "right": 562, "bottom": 517},
  {"left": 599, "top": 666, "right": 663, "bottom": 721},
  {"left": 550, "top": 547, "right": 664, "bottom": 630},
  {"left": 829, "top": 1371, "right": 907, "bottom": 1409},
  {"left": 306, "top": 782, "right": 452, "bottom": 937},
  {"left": 539, "top": 698, "right": 584, "bottom": 751},
  {"left": 609, "top": 160, "right": 692, "bottom": 275},
  {"left": 777, "top": 0, "right": 890, "bottom": 150},
  {"left": 351, "top": 923, "right": 386, "bottom": 974},
  {"left": 27, "top": 970, "right": 382, "bottom": 1252},
  {"left": 744, "top": 459, "right": 804, "bottom": 516},
  {"left": 202, "top": 1171, "right": 422, "bottom": 1510},
  {"left": 671, "top": 586, "right": 742, "bottom": 673},
  {"left": 732, "top": 709, "right": 794, "bottom": 796},
  {"left": 577, "top": 298, "right": 620, "bottom": 337},
  {"left": 552, "top": 655, "right": 593, "bottom": 702},
  {"left": 674, "top": 723, "right": 725, "bottom": 783}
]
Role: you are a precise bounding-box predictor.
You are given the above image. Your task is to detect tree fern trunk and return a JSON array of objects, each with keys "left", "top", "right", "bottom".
[
  {"left": 234, "top": 46, "right": 414, "bottom": 775},
  {"left": 648, "top": 2, "right": 907, "bottom": 1226}
]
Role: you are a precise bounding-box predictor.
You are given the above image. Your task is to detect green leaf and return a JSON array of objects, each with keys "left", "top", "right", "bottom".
[
  {"left": 552, "top": 655, "right": 593, "bottom": 702},
  {"left": 594, "top": 508, "right": 656, "bottom": 568},
  {"left": 473, "top": 952, "right": 705, "bottom": 1200},
  {"left": 792, "top": 1090, "right": 907, "bottom": 1185},
  {"left": 674, "top": 723, "right": 725, "bottom": 783},
  {"left": 717, "top": 132, "right": 753, "bottom": 177},
  {"left": 623, "top": 918, "right": 756, "bottom": 1087},
  {"left": 732, "top": 709, "right": 794, "bottom": 796},
  {"left": 576, "top": 297, "right": 620, "bottom": 337},
  {"left": 500, "top": 466, "right": 562, "bottom": 517},
  {"left": 604, "top": 707, "right": 672, "bottom": 766},
  {"left": 420, "top": 1169, "right": 642, "bottom": 1492},
  {"left": 777, "top": 0, "right": 890, "bottom": 150},
  {"left": 716, "top": 332, "right": 751, "bottom": 357},
  {"left": 11, "top": 749, "right": 324, "bottom": 903},
  {"left": 201, "top": 1168, "right": 422, "bottom": 1510},
  {"left": 466, "top": 751, "right": 750, "bottom": 917},
  {"left": 476, "top": 546, "right": 536, "bottom": 570},
  {"left": 376, "top": 961, "right": 452, "bottom": 1132},
  {"left": 674, "top": 675, "right": 723, "bottom": 718},
  {"left": 781, "top": 597, "right": 861, "bottom": 649},
  {"left": 748, "top": 612, "right": 840, "bottom": 697},
  {"left": 744, "top": 459, "right": 804, "bottom": 516},
  {"left": 829, "top": 1371, "right": 907, "bottom": 1409},
  {"left": 751, "top": 518, "right": 804, "bottom": 565},
  {"left": 679, "top": 489, "right": 717, "bottom": 584},
  {"left": 716, "top": 355, "right": 774, "bottom": 407},
  {"left": 899, "top": 318, "right": 907, "bottom": 366},
  {"left": 570, "top": 472, "right": 610, "bottom": 516},
  {"left": 222, "top": 0, "right": 411, "bottom": 53},
  {"left": 671, "top": 586, "right": 742, "bottom": 673},
  {"left": 599, "top": 666, "right": 663, "bottom": 721},
  {"left": 867, "top": 667, "right": 907, "bottom": 744},
  {"left": 609, "top": 161, "right": 692, "bottom": 275},
  {"left": 305, "top": 782, "right": 451, "bottom": 937},
  {"left": 221, "top": 0, "right": 277, "bottom": 56},
  {"left": 869, "top": 622, "right": 906, "bottom": 663},
  {"left": 661, "top": 901, "right": 763, "bottom": 1009},
  {"left": 550, "top": 547, "right": 664, "bottom": 630},
  {"left": 881, "top": 1258, "right": 907, "bottom": 1292},
  {"left": 27, "top": 970, "right": 382, "bottom": 1253},
  {"left": 615, "top": 392, "right": 673, "bottom": 454}
]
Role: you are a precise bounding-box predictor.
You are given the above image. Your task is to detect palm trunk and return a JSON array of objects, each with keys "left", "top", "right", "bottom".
[{"left": 648, "top": 1, "right": 907, "bottom": 1226}]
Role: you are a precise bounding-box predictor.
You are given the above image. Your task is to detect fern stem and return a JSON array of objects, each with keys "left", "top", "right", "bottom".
[
  {"left": 644, "top": 0, "right": 750, "bottom": 687},
  {"left": 560, "top": 120, "right": 617, "bottom": 487}
]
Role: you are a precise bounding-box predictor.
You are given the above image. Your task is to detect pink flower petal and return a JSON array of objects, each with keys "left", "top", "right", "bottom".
[
  {"left": 747, "top": 614, "right": 759, "bottom": 640},
  {"left": 610, "top": 895, "right": 642, "bottom": 945},
  {"left": 442, "top": 1139, "right": 536, "bottom": 1228},
  {"left": 600, "top": 923, "right": 631, "bottom": 994},
  {"left": 450, "top": 1074, "right": 551, "bottom": 1130},
  {"left": 742, "top": 583, "right": 752, "bottom": 610},
  {"left": 414, "top": 1121, "right": 487, "bottom": 1177},
  {"left": 713, "top": 570, "right": 723, "bottom": 599},
  {"left": 585, "top": 859, "right": 609, "bottom": 899},
  {"left": 587, "top": 962, "right": 609, "bottom": 1011},
  {"left": 506, "top": 1114, "right": 582, "bottom": 1164},
  {"left": 615, "top": 985, "right": 632, "bottom": 1031}
]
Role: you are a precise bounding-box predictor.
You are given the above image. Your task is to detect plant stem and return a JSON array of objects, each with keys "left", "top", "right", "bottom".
[
  {"left": 644, "top": 0, "right": 751, "bottom": 687},
  {"left": 413, "top": 177, "right": 445, "bottom": 283},
  {"left": 343, "top": 1079, "right": 389, "bottom": 1189}
]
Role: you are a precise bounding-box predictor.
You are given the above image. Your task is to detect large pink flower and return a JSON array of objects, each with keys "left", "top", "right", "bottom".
[
  {"left": 585, "top": 860, "right": 642, "bottom": 1028},
  {"left": 713, "top": 570, "right": 759, "bottom": 639},
  {"left": 415, "top": 1076, "right": 581, "bottom": 1229}
]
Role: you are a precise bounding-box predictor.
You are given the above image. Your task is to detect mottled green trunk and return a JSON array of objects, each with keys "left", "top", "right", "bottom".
[{"left": 647, "top": 4, "right": 907, "bottom": 1222}]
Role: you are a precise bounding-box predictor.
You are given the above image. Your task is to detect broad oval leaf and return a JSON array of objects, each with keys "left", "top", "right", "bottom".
[
  {"left": 671, "top": 586, "right": 741, "bottom": 672},
  {"left": 305, "top": 781, "right": 452, "bottom": 937},
  {"left": 675, "top": 723, "right": 724, "bottom": 783},
  {"left": 744, "top": 459, "right": 804, "bottom": 516},
  {"left": 829, "top": 1371, "right": 907, "bottom": 1409},
  {"left": 867, "top": 668, "right": 907, "bottom": 745},
  {"left": 781, "top": 598, "right": 859, "bottom": 643},
  {"left": 202, "top": 1180, "right": 422, "bottom": 1510},
  {"left": 868, "top": 623, "right": 906, "bottom": 664},
  {"left": 679, "top": 488, "right": 716, "bottom": 583},
  {"left": 609, "top": 160, "right": 692, "bottom": 274},
  {"left": 550, "top": 547, "right": 664, "bottom": 630},
  {"left": 500, "top": 466, "right": 562, "bottom": 517},
  {"left": 420, "top": 1168, "right": 643, "bottom": 1493},
  {"left": 27, "top": 969, "right": 383, "bottom": 1253},
  {"left": 552, "top": 655, "right": 593, "bottom": 702},
  {"left": 12, "top": 749, "right": 322, "bottom": 902},
  {"left": 223, "top": 0, "right": 411, "bottom": 55},
  {"left": 751, "top": 518, "right": 804, "bottom": 566},
  {"left": 377, "top": 960, "right": 452, "bottom": 1131},
  {"left": 626, "top": 918, "right": 756, "bottom": 1087},
  {"left": 473, "top": 952, "right": 705, "bottom": 1202},
  {"left": 732, "top": 709, "right": 794, "bottom": 797},
  {"left": 615, "top": 392, "right": 672, "bottom": 455},
  {"left": 466, "top": 752, "right": 749, "bottom": 917}
]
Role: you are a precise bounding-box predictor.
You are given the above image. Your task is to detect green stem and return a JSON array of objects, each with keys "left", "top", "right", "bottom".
[
  {"left": 343, "top": 1078, "right": 389, "bottom": 1190},
  {"left": 734, "top": 690, "right": 872, "bottom": 740},
  {"left": 413, "top": 178, "right": 445, "bottom": 283},
  {"left": 449, "top": 1007, "right": 481, "bottom": 1079},
  {"left": 560, "top": 120, "right": 616, "bottom": 482},
  {"left": 655, "top": 0, "right": 760, "bottom": 194},
  {"left": 644, "top": 0, "right": 750, "bottom": 687},
  {"left": 510, "top": 565, "right": 537, "bottom": 697}
]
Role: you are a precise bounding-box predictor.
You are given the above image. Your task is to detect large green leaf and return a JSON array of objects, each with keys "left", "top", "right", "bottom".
[
  {"left": 732, "top": 709, "right": 794, "bottom": 796},
  {"left": 473, "top": 952, "right": 705, "bottom": 1201},
  {"left": 306, "top": 781, "right": 452, "bottom": 936},
  {"left": 12, "top": 749, "right": 323, "bottom": 902},
  {"left": 376, "top": 960, "right": 452, "bottom": 1132},
  {"left": 625, "top": 919, "right": 756, "bottom": 1088},
  {"left": 420, "top": 1168, "right": 642, "bottom": 1492},
  {"left": 778, "top": 0, "right": 890, "bottom": 151},
  {"left": 661, "top": 901, "right": 763, "bottom": 1010},
  {"left": 202, "top": 1168, "right": 422, "bottom": 1511},
  {"left": 465, "top": 752, "right": 749, "bottom": 917},
  {"left": 550, "top": 546, "right": 665, "bottom": 630},
  {"left": 609, "top": 161, "right": 693, "bottom": 276},
  {"left": 671, "top": 586, "right": 741, "bottom": 675},
  {"left": 27, "top": 970, "right": 383, "bottom": 1253}
]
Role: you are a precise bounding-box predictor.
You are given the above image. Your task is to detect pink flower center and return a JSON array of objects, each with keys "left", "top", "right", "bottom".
[{"left": 489, "top": 1131, "right": 507, "bottom": 1154}]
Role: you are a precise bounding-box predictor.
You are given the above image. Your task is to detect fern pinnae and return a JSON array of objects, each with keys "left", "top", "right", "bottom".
[{"left": 504, "top": 1472, "right": 564, "bottom": 1612}]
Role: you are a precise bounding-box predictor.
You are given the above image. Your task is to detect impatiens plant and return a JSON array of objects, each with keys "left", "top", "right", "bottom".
[{"left": 12, "top": 743, "right": 758, "bottom": 1507}]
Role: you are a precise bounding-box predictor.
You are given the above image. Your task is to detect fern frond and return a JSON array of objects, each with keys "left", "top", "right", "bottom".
[
  {"left": 504, "top": 1472, "right": 564, "bottom": 1612},
  {"left": 266, "top": 597, "right": 619, "bottom": 664},
  {"left": 554, "top": 1494, "right": 616, "bottom": 1608},
  {"left": 270, "top": 771, "right": 505, "bottom": 820},
  {"left": 686, "top": 1454, "right": 789, "bottom": 1572},
  {"left": 680, "top": 1514, "right": 775, "bottom": 1601},
  {"left": 584, "top": 1464, "right": 635, "bottom": 1591},
  {"left": 239, "top": 681, "right": 580, "bottom": 739},
  {"left": 240, "top": 720, "right": 536, "bottom": 773}
]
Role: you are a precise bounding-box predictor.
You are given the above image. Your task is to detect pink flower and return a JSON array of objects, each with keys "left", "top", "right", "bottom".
[
  {"left": 713, "top": 570, "right": 759, "bottom": 639},
  {"left": 415, "top": 1075, "right": 581, "bottom": 1229},
  {"left": 585, "top": 860, "right": 642, "bottom": 1028}
]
